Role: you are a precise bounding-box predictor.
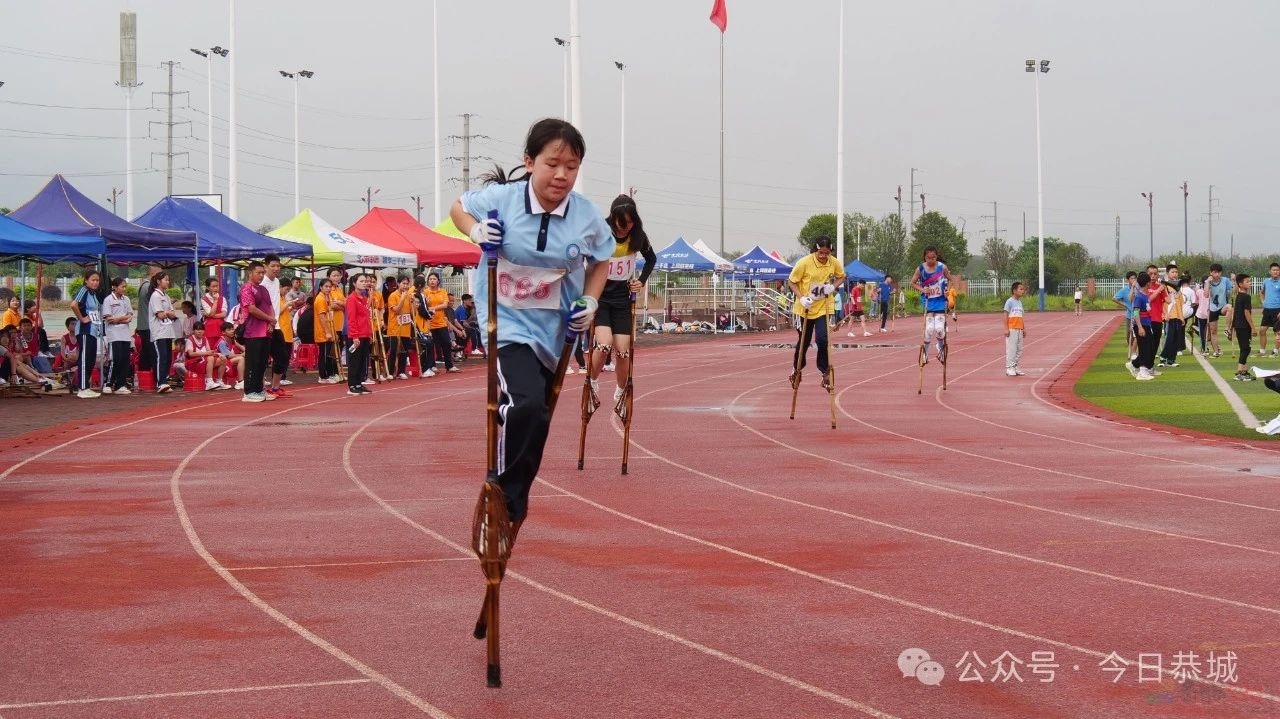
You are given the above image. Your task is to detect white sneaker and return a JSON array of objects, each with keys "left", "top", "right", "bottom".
[
  {"left": 470, "top": 349, "right": 484, "bottom": 356},
  {"left": 847, "top": 331, "right": 858, "bottom": 338},
  {"left": 447, "top": 366, "right": 462, "bottom": 373},
  {"left": 1006, "top": 369, "right": 1018, "bottom": 377},
  {"left": 77, "top": 389, "right": 101, "bottom": 399},
  {"left": 397, "top": 373, "right": 409, "bottom": 380},
  {"left": 1129, "top": 353, "right": 1138, "bottom": 361},
  {"left": 879, "top": 328, "right": 888, "bottom": 333},
  {"left": 363, "top": 379, "right": 376, "bottom": 386},
  {"left": 1136, "top": 368, "right": 1155, "bottom": 381},
  {"left": 863, "top": 331, "right": 872, "bottom": 337},
  {"left": 114, "top": 387, "right": 131, "bottom": 395},
  {"left": 261, "top": 391, "right": 277, "bottom": 401},
  {"left": 1124, "top": 362, "right": 1138, "bottom": 378},
  {"left": 614, "top": 385, "right": 625, "bottom": 402},
  {"left": 217, "top": 382, "right": 232, "bottom": 390},
  {"left": 234, "top": 381, "right": 244, "bottom": 390},
  {"left": 566, "top": 366, "right": 578, "bottom": 374},
  {"left": 205, "top": 379, "right": 219, "bottom": 391},
  {"left": 420, "top": 369, "right": 436, "bottom": 378},
  {"left": 280, "top": 379, "right": 293, "bottom": 386},
  {"left": 0, "top": 378, "right": 7, "bottom": 386},
  {"left": 242, "top": 393, "right": 264, "bottom": 403},
  {"left": 602, "top": 363, "right": 615, "bottom": 372},
  {"left": 101, "top": 386, "right": 113, "bottom": 394},
  {"left": 1014, "top": 367, "right": 1026, "bottom": 376}
]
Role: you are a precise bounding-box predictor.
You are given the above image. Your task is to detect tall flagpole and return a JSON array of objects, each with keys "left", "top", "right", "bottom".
[
  {"left": 228, "top": 0, "right": 238, "bottom": 220},
  {"left": 433, "top": 0, "right": 441, "bottom": 224},
  {"left": 719, "top": 33, "right": 725, "bottom": 257},
  {"left": 835, "top": 0, "right": 845, "bottom": 268}
]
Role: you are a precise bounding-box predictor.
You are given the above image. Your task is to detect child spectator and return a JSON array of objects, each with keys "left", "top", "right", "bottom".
[
  {"left": 217, "top": 324, "right": 245, "bottom": 389},
  {"left": 186, "top": 321, "right": 229, "bottom": 390},
  {"left": 1003, "top": 281, "right": 1027, "bottom": 377},
  {"left": 23, "top": 299, "right": 50, "bottom": 355},
  {"left": 58, "top": 317, "right": 79, "bottom": 374},
  {"left": 1, "top": 295, "right": 20, "bottom": 330},
  {"left": 1127, "top": 272, "right": 1156, "bottom": 381},
  {"left": 180, "top": 300, "right": 198, "bottom": 341},
  {"left": 200, "top": 277, "right": 228, "bottom": 339},
  {"left": 1232, "top": 274, "right": 1255, "bottom": 381},
  {"left": 17, "top": 318, "right": 52, "bottom": 373}
]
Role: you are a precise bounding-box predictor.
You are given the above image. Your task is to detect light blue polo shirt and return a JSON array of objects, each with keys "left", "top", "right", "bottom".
[
  {"left": 1262, "top": 277, "right": 1280, "bottom": 309},
  {"left": 462, "top": 180, "right": 614, "bottom": 370}
]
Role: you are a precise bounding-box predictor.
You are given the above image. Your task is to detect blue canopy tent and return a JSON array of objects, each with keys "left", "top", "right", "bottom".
[
  {"left": 0, "top": 212, "right": 106, "bottom": 263},
  {"left": 10, "top": 175, "right": 197, "bottom": 262},
  {"left": 844, "top": 259, "right": 886, "bottom": 283},
  {"left": 731, "top": 245, "right": 793, "bottom": 281},
  {"left": 136, "top": 197, "right": 312, "bottom": 261},
  {"left": 643, "top": 237, "right": 720, "bottom": 272}
]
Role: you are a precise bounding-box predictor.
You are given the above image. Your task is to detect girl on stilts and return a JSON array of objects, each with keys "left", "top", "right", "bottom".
[
  {"left": 451, "top": 118, "right": 614, "bottom": 532},
  {"left": 587, "top": 195, "right": 655, "bottom": 404},
  {"left": 910, "top": 245, "right": 953, "bottom": 364}
]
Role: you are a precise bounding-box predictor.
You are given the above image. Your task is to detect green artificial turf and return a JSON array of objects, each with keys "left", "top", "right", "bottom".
[{"left": 1073, "top": 324, "right": 1280, "bottom": 440}]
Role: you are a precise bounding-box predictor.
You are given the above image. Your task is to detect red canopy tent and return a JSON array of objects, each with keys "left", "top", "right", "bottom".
[{"left": 346, "top": 208, "right": 481, "bottom": 268}]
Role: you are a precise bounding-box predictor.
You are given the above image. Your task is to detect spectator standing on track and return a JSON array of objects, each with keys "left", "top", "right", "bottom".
[
  {"left": 262, "top": 254, "right": 295, "bottom": 398},
  {"left": 69, "top": 269, "right": 104, "bottom": 399},
  {"left": 1127, "top": 272, "right": 1156, "bottom": 381},
  {"left": 1004, "top": 281, "right": 1028, "bottom": 377},
  {"left": 1073, "top": 285, "right": 1083, "bottom": 316},
  {"left": 845, "top": 281, "right": 870, "bottom": 337},
  {"left": 1194, "top": 278, "right": 1211, "bottom": 355},
  {"left": 102, "top": 276, "right": 135, "bottom": 394},
  {"left": 411, "top": 275, "right": 436, "bottom": 378},
  {"left": 1142, "top": 265, "right": 1169, "bottom": 366},
  {"left": 312, "top": 277, "right": 341, "bottom": 384},
  {"left": 239, "top": 261, "right": 277, "bottom": 403},
  {"left": 345, "top": 273, "right": 373, "bottom": 395},
  {"left": 424, "top": 272, "right": 458, "bottom": 374},
  {"left": 385, "top": 275, "right": 414, "bottom": 379},
  {"left": 1232, "top": 274, "right": 1255, "bottom": 382},
  {"left": 147, "top": 271, "right": 180, "bottom": 394},
  {"left": 1206, "top": 263, "right": 1232, "bottom": 358},
  {"left": 1257, "top": 263, "right": 1280, "bottom": 357},
  {"left": 135, "top": 263, "right": 162, "bottom": 373},
  {"left": 1159, "top": 265, "right": 1186, "bottom": 368},
  {"left": 1113, "top": 271, "right": 1139, "bottom": 360},
  {"left": 877, "top": 275, "right": 894, "bottom": 333}
]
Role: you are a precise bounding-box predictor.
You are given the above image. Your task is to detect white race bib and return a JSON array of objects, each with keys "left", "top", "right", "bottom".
[
  {"left": 924, "top": 285, "right": 943, "bottom": 298},
  {"left": 607, "top": 255, "right": 636, "bottom": 282},
  {"left": 396, "top": 313, "right": 412, "bottom": 326},
  {"left": 496, "top": 258, "right": 567, "bottom": 311},
  {"left": 88, "top": 311, "right": 101, "bottom": 323}
]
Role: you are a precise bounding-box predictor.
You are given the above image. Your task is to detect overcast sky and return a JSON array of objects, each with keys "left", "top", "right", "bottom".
[{"left": 3, "top": 1, "right": 1277, "bottom": 262}]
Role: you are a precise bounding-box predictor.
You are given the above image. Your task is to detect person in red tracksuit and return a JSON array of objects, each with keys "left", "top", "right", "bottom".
[{"left": 345, "top": 273, "right": 373, "bottom": 395}]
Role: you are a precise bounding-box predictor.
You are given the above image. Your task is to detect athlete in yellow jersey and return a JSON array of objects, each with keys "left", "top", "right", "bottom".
[
  {"left": 788, "top": 236, "right": 846, "bottom": 390},
  {"left": 312, "top": 278, "right": 341, "bottom": 384},
  {"left": 587, "top": 195, "right": 656, "bottom": 403}
]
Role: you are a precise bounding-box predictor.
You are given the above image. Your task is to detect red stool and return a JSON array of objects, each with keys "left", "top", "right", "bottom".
[
  {"left": 407, "top": 347, "right": 420, "bottom": 375},
  {"left": 294, "top": 343, "right": 319, "bottom": 371},
  {"left": 90, "top": 368, "right": 101, "bottom": 386},
  {"left": 137, "top": 370, "right": 156, "bottom": 391},
  {"left": 183, "top": 373, "right": 205, "bottom": 392}
]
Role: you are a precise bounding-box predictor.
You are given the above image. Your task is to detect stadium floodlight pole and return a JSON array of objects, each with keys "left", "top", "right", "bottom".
[
  {"left": 190, "top": 48, "right": 214, "bottom": 194},
  {"left": 227, "top": 0, "right": 238, "bottom": 219},
  {"left": 432, "top": 0, "right": 440, "bottom": 224},
  {"left": 1026, "top": 58, "right": 1050, "bottom": 311},
  {"left": 554, "top": 38, "right": 570, "bottom": 119},
  {"left": 615, "top": 61, "right": 626, "bottom": 195},
  {"left": 1181, "top": 181, "right": 1189, "bottom": 255},
  {"left": 568, "top": 0, "right": 583, "bottom": 193},
  {"left": 1145, "top": 192, "right": 1155, "bottom": 261},
  {"left": 280, "top": 69, "right": 314, "bottom": 215}
]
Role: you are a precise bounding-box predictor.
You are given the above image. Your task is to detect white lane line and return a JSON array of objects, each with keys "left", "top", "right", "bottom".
[
  {"left": 171, "top": 386, "right": 472, "bottom": 719},
  {"left": 227, "top": 557, "right": 470, "bottom": 572},
  {"left": 535, "top": 477, "right": 1280, "bottom": 707},
  {"left": 341, "top": 393, "right": 902, "bottom": 719},
  {"left": 0, "top": 678, "right": 371, "bottom": 710},
  {"left": 1194, "top": 349, "right": 1260, "bottom": 427}
]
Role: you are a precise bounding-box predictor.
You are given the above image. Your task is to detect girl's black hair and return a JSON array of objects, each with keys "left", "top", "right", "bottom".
[
  {"left": 479, "top": 118, "right": 587, "bottom": 186},
  {"left": 608, "top": 194, "right": 651, "bottom": 256},
  {"left": 145, "top": 271, "right": 168, "bottom": 308}
]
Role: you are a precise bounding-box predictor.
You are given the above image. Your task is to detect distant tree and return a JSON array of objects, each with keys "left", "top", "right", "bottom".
[
  {"left": 255, "top": 223, "right": 276, "bottom": 234},
  {"left": 982, "top": 236, "right": 1014, "bottom": 291},
  {"left": 864, "top": 213, "right": 907, "bottom": 278},
  {"left": 797, "top": 213, "right": 836, "bottom": 251},
  {"left": 722, "top": 249, "right": 745, "bottom": 261},
  {"left": 907, "top": 212, "right": 970, "bottom": 273},
  {"left": 0, "top": 207, "right": 11, "bottom": 215},
  {"left": 1010, "top": 236, "right": 1064, "bottom": 292},
  {"left": 1053, "top": 242, "right": 1093, "bottom": 285}
]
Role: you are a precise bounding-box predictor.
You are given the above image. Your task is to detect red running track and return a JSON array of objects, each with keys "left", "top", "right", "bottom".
[{"left": 1, "top": 311, "right": 1278, "bottom": 718}]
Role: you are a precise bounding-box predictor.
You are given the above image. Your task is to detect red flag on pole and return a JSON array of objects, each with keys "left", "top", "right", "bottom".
[{"left": 709, "top": 0, "right": 727, "bottom": 32}]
